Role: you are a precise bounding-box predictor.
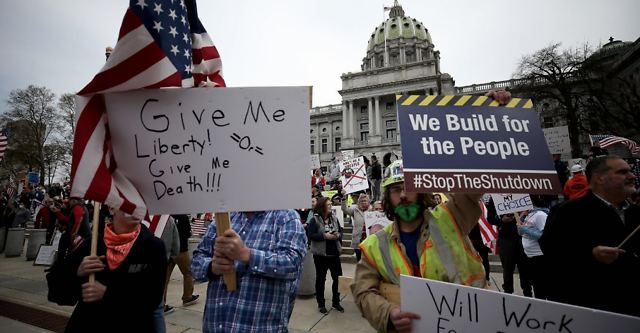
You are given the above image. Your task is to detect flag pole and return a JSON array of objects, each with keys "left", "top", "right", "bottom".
[
  {"left": 88, "top": 202, "right": 101, "bottom": 283},
  {"left": 215, "top": 212, "right": 237, "bottom": 291}
]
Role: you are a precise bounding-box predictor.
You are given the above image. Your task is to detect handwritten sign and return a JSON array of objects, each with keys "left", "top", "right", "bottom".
[
  {"left": 543, "top": 126, "right": 571, "bottom": 160},
  {"left": 490, "top": 193, "right": 533, "bottom": 215},
  {"left": 364, "top": 211, "right": 392, "bottom": 236},
  {"left": 33, "top": 245, "right": 56, "bottom": 266},
  {"left": 331, "top": 206, "right": 345, "bottom": 227},
  {"left": 397, "top": 95, "right": 561, "bottom": 194},
  {"left": 105, "top": 87, "right": 310, "bottom": 214},
  {"left": 311, "top": 154, "right": 321, "bottom": 169},
  {"left": 339, "top": 157, "right": 369, "bottom": 194},
  {"left": 51, "top": 231, "right": 61, "bottom": 249},
  {"left": 400, "top": 275, "right": 640, "bottom": 333},
  {"left": 341, "top": 150, "right": 355, "bottom": 160}
]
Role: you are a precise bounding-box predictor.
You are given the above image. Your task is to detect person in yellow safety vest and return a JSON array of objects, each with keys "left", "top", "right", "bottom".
[{"left": 350, "top": 90, "right": 511, "bottom": 333}]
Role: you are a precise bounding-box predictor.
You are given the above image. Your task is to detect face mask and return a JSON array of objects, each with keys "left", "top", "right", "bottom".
[
  {"left": 19, "top": 205, "right": 24, "bottom": 209},
  {"left": 394, "top": 203, "right": 421, "bottom": 222},
  {"left": 360, "top": 202, "right": 369, "bottom": 210}
]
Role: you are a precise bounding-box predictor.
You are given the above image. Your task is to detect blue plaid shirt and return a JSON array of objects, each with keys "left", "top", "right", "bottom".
[{"left": 191, "top": 210, "right": 308, "bottom": 333}]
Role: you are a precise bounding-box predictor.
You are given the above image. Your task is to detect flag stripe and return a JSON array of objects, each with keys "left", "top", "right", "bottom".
[{"left": 118, "top": 8, "right": 143, "bottom": 40}]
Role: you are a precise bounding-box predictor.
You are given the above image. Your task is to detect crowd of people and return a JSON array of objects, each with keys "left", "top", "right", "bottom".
[{"left": 12, "top": 90, "right": 637, "bottom": 333}]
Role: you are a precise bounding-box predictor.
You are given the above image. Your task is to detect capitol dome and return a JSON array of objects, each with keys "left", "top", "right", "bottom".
[{"left": 361, "top": 1, "right": 439, "bottom": 71}]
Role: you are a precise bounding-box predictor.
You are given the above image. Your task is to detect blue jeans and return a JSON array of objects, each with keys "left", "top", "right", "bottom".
[{"left": 153, "top": 300, "right": 166, "bottom": 333}]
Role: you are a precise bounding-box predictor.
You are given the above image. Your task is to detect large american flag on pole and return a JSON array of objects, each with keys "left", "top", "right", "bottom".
[
  {"left": 7, "top": 176, "right": 17, "bottom": 200},
  {"left": 0, "top": 128, "right": 10, "bottom": 164},
  {"left": 590, "top": 134, "right": 639, "bottom": 155},
  {"left": 478, "top": 201, "right": 499, "bottom": 254},
  {"left": 71, "top": 0, "right": 225, "bottom": 218}
]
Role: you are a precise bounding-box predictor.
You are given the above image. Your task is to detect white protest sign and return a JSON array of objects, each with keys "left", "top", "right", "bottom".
[
  {"left": 401, "top": 275, "right": 640, "bottom": 333},
  {"left": 569, "top": 158, "right": 587, "bottom": 172},
  {"left": 341, "top": 150, "right": 355, "bottom": 160},
  {"left": 33, "top": 245, "right": 56, "bottom": 266},
  {"left": 105, "top": 87, "right": 309, "bottom": 214},
  {"left": 543, "top": 126, "right": 571, "bottom": 160},
  {"left": 364, "top": 211, "right": 392, "bottom": 236},
  {"left": 490, "top": 193, "right": 533, "bottom": 215},
  {"left": 311, "top": 154, "right": 321, "bottom": 169},
  {"left": 331, "top": 206, "right": 345, "bottom": 227},
  {"left": 52, "top": 231, "right": 61, "bottom": 249},
  {"left": 339, "top": 157, "right": 369, "bottom": 194}
]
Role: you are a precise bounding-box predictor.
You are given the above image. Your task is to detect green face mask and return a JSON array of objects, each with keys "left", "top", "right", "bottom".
[{"left": 394, "top": 203, "right": 421, "bottom": 222}]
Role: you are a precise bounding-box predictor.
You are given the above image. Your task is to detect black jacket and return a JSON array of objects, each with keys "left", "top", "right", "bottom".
[
  {"left": 486, "top": 198, "right": 520, "bottom": 240},
  {"left": 539, "top": 191, "right": 640, "bottom": 317},
  {"left": 60, "top": 224, "right": 167, "bottom": 332},
  {"left": 172, "top": 214, "right": 191, "bottom": 253},
  {"left": 371, "top": 161, "right": 382, "bottom": 180}
]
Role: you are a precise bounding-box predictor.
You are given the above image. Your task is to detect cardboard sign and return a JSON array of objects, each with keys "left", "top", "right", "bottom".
[
  {"left": 341, "top": 150, "right": 355, "bottom": 160},
  {"left": 490, "top": 193, "right": 533, "bottom": 215},
  {"left": 400, "top": 275, "right": 640, "bottom": 333},
  {"left": 339, "top": 157, "right": 369, "bottom": 194},
  {"left": 543, "top": 126, "right": 571, "bottom": 155},
  {"left": 105, "top": 87, "right": 310, "bottom": 214},
  {"left": 397, "top": 95, "right": 561, "bottom": 194},
  {"left": 331, "top": 206, "right": 345, "bottom": 227},
  {"left": 33, "top": 245, "right": 56, "bottom": 266},
  {"left": 364, "top": 211, "right": 392, "bottom": 236},
  {"left": 311, "top": 154, "right": 321, "bottom": 169}
]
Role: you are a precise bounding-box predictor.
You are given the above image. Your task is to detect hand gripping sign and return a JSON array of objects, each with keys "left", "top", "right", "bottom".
[{"left": 396, "top": 95, "right": 562, "bottom": 194}]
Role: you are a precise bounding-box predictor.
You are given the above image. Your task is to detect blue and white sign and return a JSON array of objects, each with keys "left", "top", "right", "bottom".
[
  {"left": 397, "top": 95, "right": 562, "bottom": 194},
  {"left": 490, "top": 193, "right": 533, "bottom": 215},
  {"left": 28, "top": 172, "right": 39, "bottom": 184}
]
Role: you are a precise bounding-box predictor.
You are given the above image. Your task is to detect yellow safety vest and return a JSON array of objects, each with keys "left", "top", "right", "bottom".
[{"left": 360, "top": 205, "right": 487, "bottom": 288}]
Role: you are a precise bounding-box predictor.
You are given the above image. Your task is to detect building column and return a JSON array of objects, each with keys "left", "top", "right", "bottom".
[
  {"left": 400, "top": 46, "right": 405, "bottom": 64},
  {"left": 348, "top": 100, "right": 354, "bottom": 139},
  {"left": 315, "top": 124, "right": 320, "bottom": 153},
  {"left": 367, "top": 98, "right": 374, "bottom": 138},
  {"left": 375, "top": 96, "right": 381, "bottom": 136},
  {"left": 342, "top": 100, "right": 348, "bottom": 138},
  {"left": 328, "top": 121, "right": 333, "bottom": 153}
]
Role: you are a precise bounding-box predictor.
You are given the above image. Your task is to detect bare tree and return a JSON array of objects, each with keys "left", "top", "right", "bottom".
[
  {"left": 1, "top": 85, "right": 63, "bottom": 183},
  {"left": 57, "top": 92, "right": 76, "bottom": 179}
]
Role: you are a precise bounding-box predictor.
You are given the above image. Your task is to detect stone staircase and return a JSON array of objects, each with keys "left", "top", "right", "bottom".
[{"left": 340, "top": 222, "right": 357, "bottom": 264}]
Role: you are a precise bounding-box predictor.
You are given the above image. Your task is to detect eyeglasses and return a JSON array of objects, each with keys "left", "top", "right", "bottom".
[{"left": 389, "top": 187, "right": 405, "bottom": 195}]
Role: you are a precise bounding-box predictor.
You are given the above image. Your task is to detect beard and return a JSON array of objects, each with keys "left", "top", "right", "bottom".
[{"left": 394, "top": 202, "right": 423, "bottom": 222}]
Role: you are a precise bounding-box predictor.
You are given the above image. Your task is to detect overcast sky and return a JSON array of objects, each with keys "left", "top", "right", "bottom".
[{"left": 1, "top": 0, "right": 638, "bottom": 109}]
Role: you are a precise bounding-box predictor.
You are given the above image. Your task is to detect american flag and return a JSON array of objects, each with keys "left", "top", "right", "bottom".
[
  {"left": 590, "top": 134, "right": 639, "bottom": 155},
  {"left": 383, "top": 6, "right": 392, "bottom": 11},
  {"left": 478, "top": 201, "right": 499, "bottom": 254},
  {"left": 0, "top": 128, "right": 9, "bottom": 164},
  {"left": 143, "top": 214, "right": 171, "bottom": 237},
  {"left": 7, "top": 177, "right": 17, "bottom": 200},
  {"left": 71, "top": 0, "right": 225, "bottom": 219}
]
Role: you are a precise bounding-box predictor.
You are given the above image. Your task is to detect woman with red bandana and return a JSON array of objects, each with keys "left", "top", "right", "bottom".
[
  {"left": 342, "top": 190, "right": 371, "bottom": 262},
  {"left": 57, "top": 207, "right": 167, "bottom": 332}
]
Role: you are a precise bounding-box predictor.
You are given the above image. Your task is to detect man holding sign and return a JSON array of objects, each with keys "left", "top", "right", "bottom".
[{"left": 191, "top": 210, "right": 307, "bottom": 332}]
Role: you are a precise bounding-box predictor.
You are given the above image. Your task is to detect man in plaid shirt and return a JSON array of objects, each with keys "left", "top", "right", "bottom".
[{"left": 191, "top": 210, "right": 308, "bottom": 332}]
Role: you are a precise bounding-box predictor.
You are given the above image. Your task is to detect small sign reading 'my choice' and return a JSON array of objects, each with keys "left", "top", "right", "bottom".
[{"left": 397, "top": 95, "right": 562, "bottom": 194}]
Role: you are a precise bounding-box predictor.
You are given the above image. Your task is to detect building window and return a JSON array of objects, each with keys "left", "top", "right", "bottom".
[
  {"left": 379, "top": 58, "right": 384, "bottom": 67},
  {"left": 360, "top": 123, "right": 369, "bottom": 130},
  {"left": 386, "top": 102, "right": 394, "bottom": 110},
  {"left": 543, "top": 117, "right": 553, "bottom": 128},
  {"left": 387, "top": 129, "right": 397, "bottom": 139},
  {"left": 360, "top": 132, "right": 369, "bottom": 141},
  {"left": 335, "top": 126, "right": 341, "bottom": 132},
  {"left": 429, "top": 88, "right": 434, "bottom": 95},
  {"left": 310, "top": 140, "right": 314, "bottom": 154},
  {"left": 321, "top": 138, "right": 328, "bottom": 153},
  {"left": 335, "top": 138, "right": 341, "bottom": 151},
  {"left": 322, "top": 127, "right": 327, "bottom": 133},
  {"left": 310, "top": 129, "right": 314, "bottom": 134},
  {"left": 392, "top": 55, "right": 399, "bottom": 64},
  {"left": 360, "top": 106, "right": 368, "bottom": 113},
  {"left": 386, "top": 120, "right": 396, "bottom": 127}
]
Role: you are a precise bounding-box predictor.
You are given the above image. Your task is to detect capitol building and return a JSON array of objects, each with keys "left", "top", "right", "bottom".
[{"left": 310, "top": 1, "right": 640, "bottom": 167}]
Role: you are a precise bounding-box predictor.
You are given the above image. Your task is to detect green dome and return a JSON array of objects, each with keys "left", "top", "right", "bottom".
[
  {"left": 597, "top": 37, "right": 632, "bottom": 53},
  {"left": 367, "top": 16, "right": 432, "bottom": 52}
]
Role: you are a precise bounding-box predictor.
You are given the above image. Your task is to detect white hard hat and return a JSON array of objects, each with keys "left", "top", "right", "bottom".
[{"left": 571, "top": 165, "right": 583, "bottom": 173}]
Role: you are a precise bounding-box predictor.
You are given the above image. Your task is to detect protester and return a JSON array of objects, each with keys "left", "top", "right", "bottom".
[
  {"left": 331, "top": 194, "right": 341, "bottom": 206},
  {"left": 312, "top": 169, "right": 325, "bottom": 189},
  {"left": 370, "top": 155, "right": 382, "bottom": 202},
  {"left": 433, "top": 194, "right": 442, "bottom": 205},
  {"left": 52, "top": 206, "right": 167, "bottom": 332},
  {"left": 469, "top": 221, "right": 491, "bottom": 286},
  {"left": 52, "top": 197, "right": 91, "bottom": 259},
  {"left": 342, "top": 190, "right": 369, "bottom": 262},
  {"left": 563, "top": 165, "right": 589, "bottom": 200},
  {"left": 2, "top": 204, "right": 16, "bottom": 247},
  {"left": 311, "top": 185, "right": 322, "bottom": 199},
  {"left": 308, "top": 197, "right": 345, "bottom": 314},
  {"left": 351, "top": 90, "right": 511, "bottom": 332},
  {"left": 487, "top": 196, "right": 532, "bottom": 297},
  {"left": 368, "top": 201, "right": 386, "bottom": 235},
  {"left": 13, "top": 203, "right": 31, "bottom": 228},
  {"left": 543, "top": 154, "right": 569, "bottom": 207},
  {"left": 36, "top": 198, "right": 57, "bottom": 243},
  {"left": 160, "top": 216, "right": 180, "bottom": 317},
  {"left": 517, "top": 195, "right": 550, "bottom": 300},
  {"left": 191, "top": 210, "right": 307, "bottom": 332},
  {"left": 164, "top": 214, "right": 200, "bottom": 314},
  {"left": 540, "top": 156, "right": 640, "bottom": 317}
]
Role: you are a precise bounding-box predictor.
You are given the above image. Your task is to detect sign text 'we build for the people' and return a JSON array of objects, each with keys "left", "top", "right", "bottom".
[
  {"left": 397, "top": 95, "right": 562, "bottom": 194},
  {"left": 105, "top": 87, "right": 309, "bottom": 215}
]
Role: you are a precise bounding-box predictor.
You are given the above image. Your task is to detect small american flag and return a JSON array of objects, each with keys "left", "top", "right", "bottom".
[
  {"left": 478, "top": 201, "right": 498, "bottom": 254},
  {"left": 0, "top": 128, "right": 9, "bottom": 164},
  {"left": 71, "top": 0, "right": 225, "bottom": 219},
  {"left": 7, "top": 177, "right": 17, "bottom": 200},
  {"left": 383, "top": 6, "right": 392, "bottom": 11},
  {"left": 143, "top": 214, "right": 171, "bottom": 237},
  {"left": 590, "top": 134, "right": 639, "bottom": 155}
]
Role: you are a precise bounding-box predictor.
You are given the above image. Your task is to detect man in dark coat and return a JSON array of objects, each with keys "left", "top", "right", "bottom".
[{"left": 539, "top": 156, "right": 640, "bottom": 317}]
